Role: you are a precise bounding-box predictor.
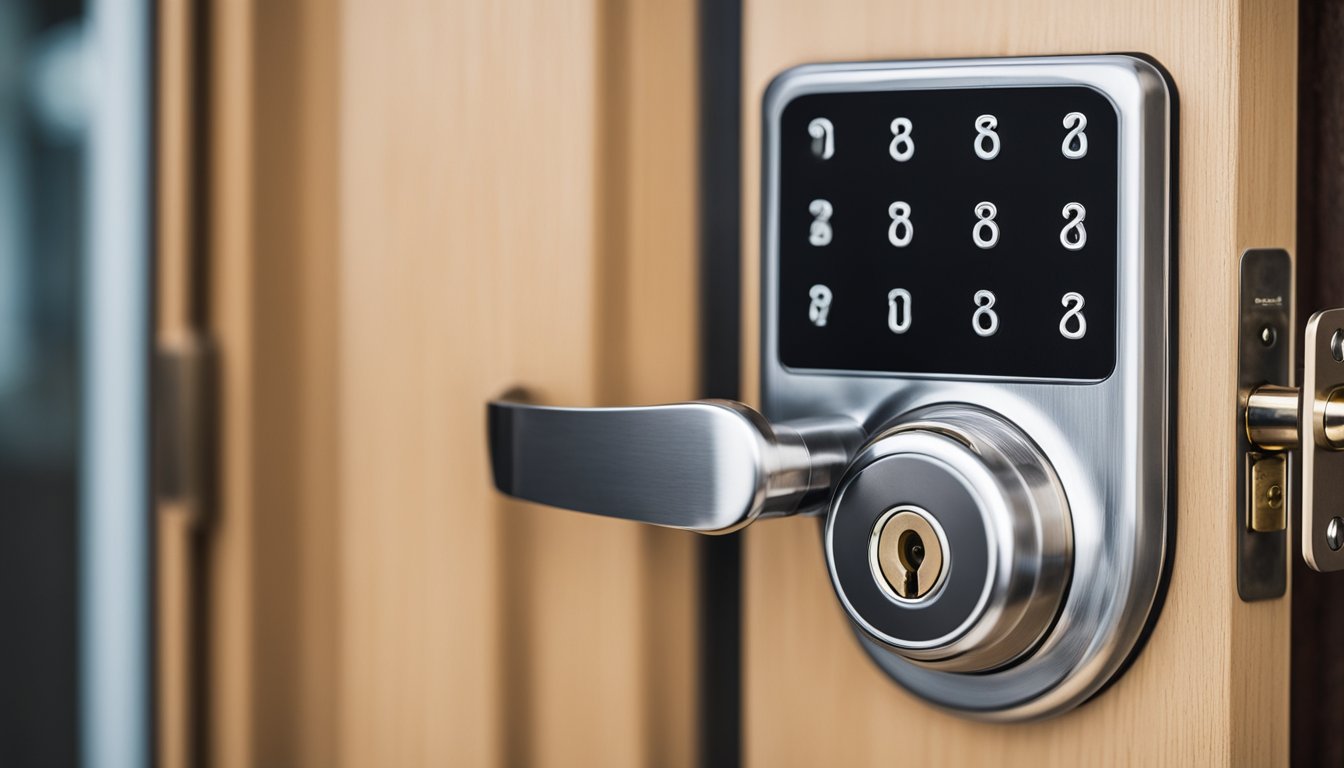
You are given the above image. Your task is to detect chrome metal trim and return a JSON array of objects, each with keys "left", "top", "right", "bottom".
[
  {"left": 1246, "top": 384, "right": 1301, "bottom": 451},
  {"left": 827, "top": 406, "right": 1073, "bottom": 673},
  {"left": 761, "top": 55, "right": 1173, "bottom": 719},
  {"left": 487, "top": 398, "right": 863, "bottom": 533},
  {"left": 1302, "top": 309, "right": 1344, "bottom": 571}
]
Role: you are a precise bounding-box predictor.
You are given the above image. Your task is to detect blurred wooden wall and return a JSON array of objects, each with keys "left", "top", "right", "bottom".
[{"left": 157, "top": 1, "right": 702, "bottom": 765}]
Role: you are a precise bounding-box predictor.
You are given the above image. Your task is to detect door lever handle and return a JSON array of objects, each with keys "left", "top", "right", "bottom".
[{"left": 487, "top": 398, "right": 862, "bottom": 533}]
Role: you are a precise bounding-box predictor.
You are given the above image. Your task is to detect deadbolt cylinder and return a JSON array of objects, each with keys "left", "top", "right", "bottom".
[
  {"left": 824, "top": 405, "right": 1073, "bottom": 673},
  {"left": 1245, "top": 384, "right": 1344, "bottom": 450},
  {"left": 1246, "top": 384, "right": 1302, "bottom": 450}
]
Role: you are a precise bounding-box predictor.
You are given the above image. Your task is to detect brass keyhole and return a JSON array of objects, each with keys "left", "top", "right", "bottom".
[
  {"left": 899, "top": 530, "right": 925, "bottom": 597},
  {"left": 873, "top": 508, "right": 945, "bottom": 600}
]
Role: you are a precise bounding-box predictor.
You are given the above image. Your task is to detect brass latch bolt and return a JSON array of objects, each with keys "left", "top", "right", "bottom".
[{"left": 1242, "top": 312, "right": 1344, "bottom": 571}]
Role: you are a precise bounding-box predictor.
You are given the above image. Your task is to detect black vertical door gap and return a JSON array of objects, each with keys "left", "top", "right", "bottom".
[
  {"left": 697, "top": 0, "right": 744, "bottom": 766},
  {"left": 1294, "top": 0, "right": 1344, "bottom": 764}
]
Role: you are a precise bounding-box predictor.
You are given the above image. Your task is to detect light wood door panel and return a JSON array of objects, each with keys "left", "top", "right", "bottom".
[
  {"left": 171, "top": 0, "right": 1300, "bottom": 764},
  {"left": 741, "top": 1, "right": 1294, "bottom": 766},
  {"left": 336, "top": 1, "right": 698, "bottom": 764},
  {"left": 186, "top": 0, "right": 701, "bottom": 765}
]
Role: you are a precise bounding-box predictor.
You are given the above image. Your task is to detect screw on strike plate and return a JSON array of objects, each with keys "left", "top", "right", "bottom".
[
  {"left": 1329, "top": 517, "right": 1344, "bottom": 552},
  {"left": 1266, "top": 484, "right": 1284, "bottom": 509}
]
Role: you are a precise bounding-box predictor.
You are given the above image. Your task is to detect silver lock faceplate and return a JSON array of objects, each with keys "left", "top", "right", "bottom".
[{"left": 761, "top": 56, "right": 1174, "bottom": 720}]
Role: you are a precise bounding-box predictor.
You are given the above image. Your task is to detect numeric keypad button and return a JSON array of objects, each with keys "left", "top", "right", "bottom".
[
  {"left": 972, "top": 290, "right": 999, "bottom": 337},
  {"left": 974, "top": 114, "right": 1000, "bottom": 160},
  {"left": 889, "top": 117, "right": 915, "bottom": 161},
  {"left": 808, "top": 117, "right": 835, "bottom": 160},
  {"left": 887, "top": 289, "right": 912, "bottom": 334},
  {"left": 888, "top": 201, "right": 913, "bottom": 247},
  {"left": 808, "top": 199, "right": 833, "bottom": 246},
  {"left": 1062, "top": 112, "right": 1088, "bottom": 159},
  {"left": 973, "top": 202, "right": 999, "bottom": 249},
  {"left": 1059, "top": 292, "right": 1087, "bottom": 339},
  {"left": 808, "top": 284, "right": 833, "bottom": 327},
  {"left": 1060, "top": 203, "right": 1087, "bottom": 250}
]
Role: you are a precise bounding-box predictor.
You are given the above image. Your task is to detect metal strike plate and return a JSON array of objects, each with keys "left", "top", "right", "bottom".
[
  {"left": 1302, "top": 309, "right": 1344, "bottom": 570},
  {"left": 1235, "top": 249, "right": 1292, "bottom": 600}
]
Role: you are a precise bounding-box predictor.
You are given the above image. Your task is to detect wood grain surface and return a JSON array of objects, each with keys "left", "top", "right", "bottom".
[
  {"left": 177, "top": 0, "right": 1300, "bottom": 764},
  {"left": 155, "top": 2, "right": 200, "bottom": 765},
  {"left": 336, "top": 1, "right": 698, "bottom": 765},
  {"left": 194, "top": 0, "right": 701, "bottom": 765},
  {"left": 740, "top": 1, "right": 1297, "bottom": 765}
]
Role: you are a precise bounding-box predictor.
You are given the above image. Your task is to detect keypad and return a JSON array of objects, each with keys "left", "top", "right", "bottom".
[{"left": 777, "top": 86, "right": 1119, "bottom": 380}]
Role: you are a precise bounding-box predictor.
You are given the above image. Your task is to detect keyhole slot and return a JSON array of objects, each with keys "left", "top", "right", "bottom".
[
  {"left": 898, "top": 530, "right": 924, "bottom": 597},
  {"left": 872, "top": 507, "right": 946, "bottom": 602}
]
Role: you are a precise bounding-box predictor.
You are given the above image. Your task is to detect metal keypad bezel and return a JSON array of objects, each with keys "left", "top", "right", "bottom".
[{"left": 761, "top": 55, "right": 1174, "bottom": 720}]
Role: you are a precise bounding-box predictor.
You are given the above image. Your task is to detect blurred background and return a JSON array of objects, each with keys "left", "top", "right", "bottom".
[
  {"left": 2, "top": 0, "right": 713, "bottom": 765},
  {"left": 2, "top": 1, "right": 106, "bottom": 766}
]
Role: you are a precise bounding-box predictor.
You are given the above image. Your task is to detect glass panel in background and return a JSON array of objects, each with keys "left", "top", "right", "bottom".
[
  {"left": 0, "top": 1, "right": 86, "bottom": 765},
  {"left": 0, "top": 0, "right": 152, "bottom": 766}
]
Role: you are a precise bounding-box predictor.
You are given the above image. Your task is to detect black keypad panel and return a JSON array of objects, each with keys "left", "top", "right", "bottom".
[{"left": 777, "top": 86, "right": 1119, "bottom": 380}]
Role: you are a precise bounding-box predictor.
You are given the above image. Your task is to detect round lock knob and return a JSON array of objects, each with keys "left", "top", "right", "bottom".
[{"left": 824, "top": 405, "right": 1072, "bottom": 673}]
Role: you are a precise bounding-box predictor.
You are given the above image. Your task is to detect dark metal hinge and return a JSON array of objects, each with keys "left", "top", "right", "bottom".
[{"left": 153, "top": 333, "right": 215, "bottom": 523}]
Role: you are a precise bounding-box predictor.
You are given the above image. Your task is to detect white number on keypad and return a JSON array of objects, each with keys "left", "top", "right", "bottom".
[
  {"left": 974, "top": 114, "right": 1001, "bottom": 160},
  {"left": 972, "top": 290, "right": 999, "bottom": 337},
  {"left": 973, "top": 202, "right": 1000, "bottom": 249},
  {"left": 809, "top": 284, "right": 833, "bottom": 327},
  {"left": 887, "top": 288, "right": 912, "bottom": 334},
  {"left": 888, "top": 201, "right": 913, "bottom": 247},
  {"left": 1062, "top": 112, "right": 1088, "bottom": 159},
  {"left": 1060, "top": 203, "right": 1087, "bottom": 250},
  {"left": 808, "top": 199, "right": 833, "bottom": 246},
  {"left": 808, "top": 117, "right": 835, "bottom": 160},
  {"left": 889, "top": 117, "right": 915, "bottom": 162},
  {"left": 1059, "top": 292, "right": 1087, "bottom": 339}
]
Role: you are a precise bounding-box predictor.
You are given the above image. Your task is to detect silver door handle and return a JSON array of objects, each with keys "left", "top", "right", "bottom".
[{"left": 487, "top": 398, "right": 862, "bottom": 533}]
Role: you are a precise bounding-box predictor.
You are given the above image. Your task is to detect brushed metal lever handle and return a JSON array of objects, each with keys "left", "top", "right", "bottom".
[{"left": 487, "top": 398, "right": 863, "bottom": 533}]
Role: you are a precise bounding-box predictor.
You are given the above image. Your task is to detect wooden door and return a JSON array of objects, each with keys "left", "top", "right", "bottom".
[
  {"left": 159, "top": 0, "right": 1307, "bottom": 765},
  {"left": 741, "top": 1, "right": 1295, "bottom": 766},
  {"left": 158, "top": 0, "right": 703, "bottom": 765}
]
